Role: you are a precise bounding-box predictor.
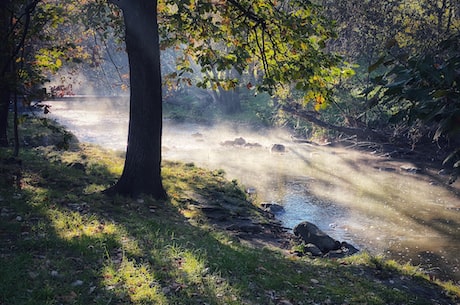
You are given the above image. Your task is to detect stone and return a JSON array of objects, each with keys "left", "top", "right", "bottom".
[
  {"left": 260, "top": 202, "right": 285, "bottom": 213},
  {"left": 340, "top": 241, "right": 359, "bottom": 255},
  {"left": 323, "top": 249, "right": 345, "bottom": 259},
  {"left": 270, "top": 144, "right": 286, "bottom": 153},
  {"left": 71, "top": 280, "right": 84, "bottom": 287},
  {"left": 233, "top": 137, "right": 246, "bottom": 145},
  {"left": 293, "top": 221, "right": 340, "bottom": 253},
  {"left": 303, "top": 243, "right": 323, "bottom": 256},
  {"left": 246, "top": 187, "right": 257, "bottom": 194},
  {"left": 220, "top": 137, "right": 246, "bottom": 147},
  {"left": 322, "top": 242, "right": 359, "bottom": 258},
  {"left": 243, "top": 142, "right": 262, "bottom": 148}
]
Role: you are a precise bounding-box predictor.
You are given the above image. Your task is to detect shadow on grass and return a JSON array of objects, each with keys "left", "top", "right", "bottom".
[{"left": 1, "top": 144, "right": 458, "bottom": 305}]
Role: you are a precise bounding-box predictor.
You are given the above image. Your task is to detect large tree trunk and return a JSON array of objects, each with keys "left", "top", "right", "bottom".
[{"left": 106, "top": 0, "right": 166, "bottom": 199}]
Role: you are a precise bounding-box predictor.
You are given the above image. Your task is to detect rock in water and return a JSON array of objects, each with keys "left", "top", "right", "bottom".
[
  {"left": 293, "top": 221, "right": 340, "bottom": 253},
  {"left": 260, "top": 202, "right": 285, "bottom": 213},
  {"left": 270, "top": 144, "right": 286, "bottom": 153}
]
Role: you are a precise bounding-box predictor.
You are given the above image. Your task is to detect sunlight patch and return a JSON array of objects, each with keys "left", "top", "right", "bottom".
[
  {"left": 102, "top": 260, "right": 167, "bottom": 304},
  {"left": 49, "top": 209, "right": 116, "bottom": 240}
]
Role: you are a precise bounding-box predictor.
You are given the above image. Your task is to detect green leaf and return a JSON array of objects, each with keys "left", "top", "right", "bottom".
[{"left": 432, "top": 90, "right": 450, "bottom": 99}]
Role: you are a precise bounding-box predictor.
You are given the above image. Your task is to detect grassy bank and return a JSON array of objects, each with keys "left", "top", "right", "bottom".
[{"left": 1, "top": 117, "right": 459, "bottom": 305}]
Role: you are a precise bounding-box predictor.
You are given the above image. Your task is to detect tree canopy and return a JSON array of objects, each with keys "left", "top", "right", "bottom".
[{"left": 157, "top": 0, "right": 351, "bottom": 111}]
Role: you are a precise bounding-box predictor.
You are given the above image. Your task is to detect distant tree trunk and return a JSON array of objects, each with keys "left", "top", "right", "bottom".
[
  {"left": 13, "top": 90, "right": 19, "bottom": 156},
  {"left": 106, "top": 0, "right": 166, "bottom": 199},
  {"left": 0, "top": 0, "right": 11, "bottom": 147},
  {"left": 218, "top": 87, "right": 241, "bottom": 114},
  {"left": 0, "top": 89, "right": 9, "bottom": 147}
]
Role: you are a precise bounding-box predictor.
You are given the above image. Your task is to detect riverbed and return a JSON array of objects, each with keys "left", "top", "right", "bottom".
[{"left": 42, "top": 97, "right": 460, "bottom": 282}]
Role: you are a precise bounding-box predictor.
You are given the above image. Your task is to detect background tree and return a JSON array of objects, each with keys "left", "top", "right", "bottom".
[
  {"left": 0, "top": 0, "right": 98, "bottom": 150},
  {"left": 369, "top": 33, "right": 460, "bottom": 181},
  {"left": 299, "top": 0, "right": 460, "bottom": 142},
  {"left": 0, "top": 0, "right": 13, "bottom": 147},
  {"left": 0, "top": 0, "right": 44, "bottom": 147}
]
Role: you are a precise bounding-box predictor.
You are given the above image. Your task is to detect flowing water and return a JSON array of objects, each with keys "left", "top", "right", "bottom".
[{"left": 42, "top": 97, "right": 460, "bottom": 282}]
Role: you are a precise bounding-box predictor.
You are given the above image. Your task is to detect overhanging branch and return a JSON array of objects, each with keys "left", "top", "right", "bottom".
[
  {"left": 281, "top": 104, "right": 387, "bottom": 141},
  {"left": 1, "top": 0, "right": 41, "bottom": 76},
  {"left": 227, "top": 0, "right": 264, "bottom": 25}
]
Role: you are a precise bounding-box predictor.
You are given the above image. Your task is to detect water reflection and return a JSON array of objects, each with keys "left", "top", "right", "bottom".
[{"left": 43, "top": 97, "right": 460, "bottom": 282}]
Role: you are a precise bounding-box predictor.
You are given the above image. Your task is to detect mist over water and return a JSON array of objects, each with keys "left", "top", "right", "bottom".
[{"left": 44, "top": 97, "right": 460, "bottom": 282}]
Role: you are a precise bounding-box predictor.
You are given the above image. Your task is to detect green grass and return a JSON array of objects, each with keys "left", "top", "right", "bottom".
[{"left": 1, "top": 117, "right": 459, "bottom": 305}]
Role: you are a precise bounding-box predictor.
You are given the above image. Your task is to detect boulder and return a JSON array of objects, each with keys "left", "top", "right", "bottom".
[
  {"left": 221, "top": 137, "right": 246, "bottom": 147},
  {"left": 270, "top": 144, "right": 286, "bottom": 153},
  {"left": 293, "top": 221, "right": 340, "bottom": 253},
  {"left": 233, "top": 137, "right": 246, "bottom": 146}
]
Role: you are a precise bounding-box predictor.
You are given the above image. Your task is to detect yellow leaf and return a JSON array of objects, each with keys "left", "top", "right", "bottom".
[
  {"left": 315, "top": 94, "right": 325, "bottom": 104},
  {"left": 56, "top": 58, "right": 62, "bottom": 68}
]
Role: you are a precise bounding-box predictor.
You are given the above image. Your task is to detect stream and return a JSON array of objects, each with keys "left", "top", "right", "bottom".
[{"left": 42, "top": 97, "right": 460, "bottom": 282}]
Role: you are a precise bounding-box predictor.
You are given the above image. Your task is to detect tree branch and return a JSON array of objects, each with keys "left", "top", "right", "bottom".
[
  {"left": 281, "top": 104, "right": 387, "bottom": 141},
  {"left": 1, "top": 0, "right": 41, "bottom": 76},
  {"left": 227, "top": 0, "right": 264, "bottom": 25}
]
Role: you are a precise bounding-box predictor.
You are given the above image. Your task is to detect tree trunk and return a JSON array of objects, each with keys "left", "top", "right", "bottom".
[
  {"left": 219, "top": 87, "right": 241, "bottom": 114},
  {"left": 0, "top": 89, "right": 9, "bottom": 147},
  {"left": 106, "top": 0, "right": 166, "bottom": 199},
  {"left": 0, "top": 0, "right": 11, "bottom": 147}
]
